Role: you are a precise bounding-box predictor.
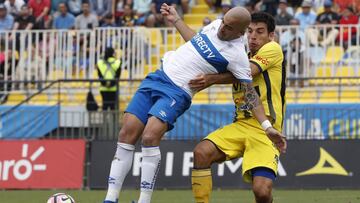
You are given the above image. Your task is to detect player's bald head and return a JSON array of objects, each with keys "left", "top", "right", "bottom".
[
  {"left": 225, "top": 7, "right": 251, "bottom": 33},
  {"left": 217, "top": 6, "right": 251, "bottom": 41}
]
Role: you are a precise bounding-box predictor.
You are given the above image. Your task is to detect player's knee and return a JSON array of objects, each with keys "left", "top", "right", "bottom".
[
  {"left": 118, "top": 127, "right": 130, "bottom": 141},
  {"left": 252, "top": 183, "right": 272, "bottom": 203},
  {"left": 118, "top": 125, "right": 137, "bottom": 144},
  {"left": 193, "top": 144, "right": 212, "bottom": 167},
  {"left": 141, "top": 132, "right": 158, "bottom": 146}
]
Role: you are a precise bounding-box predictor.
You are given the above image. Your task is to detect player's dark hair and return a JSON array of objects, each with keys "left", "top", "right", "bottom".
[{"left": 251, "top": 12, "right": 276, "bottom": 33}]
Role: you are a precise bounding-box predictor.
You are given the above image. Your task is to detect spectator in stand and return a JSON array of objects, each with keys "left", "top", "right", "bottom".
[
  {"left": 27, "top": 0, "right": 50, "bottom": 29},
  {"left": 0, "top": 4, "right": 14, "bottom": 31},
  {"left": 150, "top": 0, "right": 177, "bottom": 27},
  {"left": 114, "top": 0, "right": 125, "bottom": 19},
  {"left": 89, "top": 0, "right": 112, "bottom": 23},
  {"left": 67, "top": 0, "right": 82, "bottom": 16},
  {"left": 75, "top": 2, "right": 98, "bottom": 29},
  {"left": 101, "top": 13, "right": 116, "bottom": 27},
  {"left": 275, "top": 0, "right": 293, "bottom": 25},
  {"left": 337, "top": 6, "right": 358, "bottom": 44},
  {"left": 12, "top": 4, "right": 34, "bottom": 30},
  {"left": 117, "top": 4, "right": 137, "bottom": 26},
  {"left": 294, "top": 1, "right": 316, "bottom": 31},
  {"left": 280, "top": 18, "right": 305, "bottom": 81},
  {"left": 133, "top": 0, "right": 154, "bottom": 26},
  {"left": 280, "top": 19, "right": 305, "bottom": 60},
  {"left": 11, "top": 5, "right": 34, "bottom": 50},
  {"left": 307, "top": 0, "right": 339, "bottom": 46},
  {"left": 51, "top": 0, "right": 66, "bottom": 13},
  {"left": 280, "top": 19, "right": 305, "bottom": 50},
  {"left": 334, "top": 0, "right": 360, "bottom": 13},
  {"left": 4, "top": 0, "right": 24, "bottom": 17},
  {"left": 217, "top": 0, "right": 232, "bottom": 19},
  {"left": 53, "top": 2, "right": 75, "bottom": 29},
  {"left": 317, "top": 0, "right": 340, "bottom": 24}
]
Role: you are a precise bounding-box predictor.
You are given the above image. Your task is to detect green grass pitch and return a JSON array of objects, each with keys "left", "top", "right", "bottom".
[{"left": 0, "top": 189, "right": 360, "bottom": 203}]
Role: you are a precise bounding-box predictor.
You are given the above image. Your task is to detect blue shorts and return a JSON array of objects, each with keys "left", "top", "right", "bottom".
[{"left": 125, "top": 70, "right": 192, "bottom": 131}]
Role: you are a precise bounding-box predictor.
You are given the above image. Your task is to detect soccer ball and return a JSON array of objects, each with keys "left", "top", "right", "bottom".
[{"left": 47, "top": 193, "right": 75, "bottom": 203}]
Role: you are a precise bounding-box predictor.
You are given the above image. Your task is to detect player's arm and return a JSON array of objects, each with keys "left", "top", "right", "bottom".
[
  {"left": 189, "top": 43, "right": 277, "bottom": 90},
  {"left": 160, "top": 3, "right": 196, "bottom": 42},
  {"left": 241, "top": 81, "right": 267, "bottom": 123},
  {"left": 189, "top": 63, "right": 262, "bottom": 91},
  {"left": 241, "top": 81, "right": 287, "bottom": 153}
]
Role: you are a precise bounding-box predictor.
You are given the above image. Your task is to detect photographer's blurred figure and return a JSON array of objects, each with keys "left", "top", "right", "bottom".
[{"left": 97, "top": 47, "right": 121, "bottom": 111}]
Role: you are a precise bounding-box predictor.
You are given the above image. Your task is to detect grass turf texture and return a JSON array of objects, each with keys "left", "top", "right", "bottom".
[{"left": 0, "top": 190, "right": 360, "bottom": 203}]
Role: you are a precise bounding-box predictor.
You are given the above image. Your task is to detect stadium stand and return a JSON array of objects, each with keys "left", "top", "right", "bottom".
[
  {"left": 340, "top": 89, "right": 360, "bottom": 103},
  {"left": 2, "top": 1, "right": 360, "bottom": 199},
  {"left": 321, "top": 46, "right": 344, "bottom": 64},
  {"left": 0, "top": 0, "right": 359, "bottom": 110}
]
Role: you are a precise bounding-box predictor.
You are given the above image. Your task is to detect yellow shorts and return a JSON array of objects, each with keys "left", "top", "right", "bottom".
[{"left": 205, "top": 118, "right": 280, "bottom": 183}]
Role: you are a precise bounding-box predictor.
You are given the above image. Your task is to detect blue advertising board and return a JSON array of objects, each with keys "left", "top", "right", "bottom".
[
  {"left": 0, "top": 105, "right": 59, "bottom": 139},
  {"left": 168, "top": 104, "right": 360, "bottom": 140},
  {"left": 283, "top": 103, "right": 360, "bottom": 139}
]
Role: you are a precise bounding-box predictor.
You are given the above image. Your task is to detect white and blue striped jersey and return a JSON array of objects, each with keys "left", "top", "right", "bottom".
[{"left": 162, "top": 19, "right": 252, "bottom": 97}]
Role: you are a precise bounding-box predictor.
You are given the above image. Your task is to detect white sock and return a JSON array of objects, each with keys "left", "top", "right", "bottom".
[
  {"left": 138, "top": 146, "right": 161, "bottom": 203},
  {"left": 105, "top": 142, "right": 135, "bottom": 202}
]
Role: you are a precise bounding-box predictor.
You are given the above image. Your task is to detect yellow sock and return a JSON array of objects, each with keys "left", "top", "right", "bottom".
[{"left": 191, "top": 168, "right": 212, "bottom": 203}]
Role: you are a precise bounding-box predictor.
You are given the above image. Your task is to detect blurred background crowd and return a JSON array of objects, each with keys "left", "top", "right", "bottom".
[{"left": 0, "top": 0, "right": 359, "bottom": 30}]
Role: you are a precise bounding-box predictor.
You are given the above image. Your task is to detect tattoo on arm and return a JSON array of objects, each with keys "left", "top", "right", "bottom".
[{"left": 240, "top": 82, "right": 260, "bottom": 111}]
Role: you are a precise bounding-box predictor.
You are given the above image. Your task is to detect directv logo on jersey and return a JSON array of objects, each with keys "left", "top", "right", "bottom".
[
  {"left": 192, "top": 33, "right": 215, "bottom": 59},
  {"left": 190, "top": 32, "right": 229, "bottom": 73}
]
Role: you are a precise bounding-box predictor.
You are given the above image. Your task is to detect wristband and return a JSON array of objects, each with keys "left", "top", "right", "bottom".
[{"left": 261, "top": 120, "right": 272, "bottom": 131}]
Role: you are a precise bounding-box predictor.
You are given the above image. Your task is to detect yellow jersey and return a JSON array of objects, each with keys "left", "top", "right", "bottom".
[{"left": 232, "top": 41, "right": 286, "bottom": 131}]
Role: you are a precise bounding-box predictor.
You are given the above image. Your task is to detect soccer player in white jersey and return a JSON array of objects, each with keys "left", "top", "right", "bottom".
[{"left": 103, "top": 4, "right": 285, "bottom": 203}]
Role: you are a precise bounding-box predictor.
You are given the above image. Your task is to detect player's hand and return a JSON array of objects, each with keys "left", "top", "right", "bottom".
[
  {"left": 189, "top": 74, "right": 214, "bottom": 91},
  {"left": 160, "top": 3, "right": 180, "bottom": 24},
  {"left": 265, "top": 127, "right": 287, "bottom": 153}
]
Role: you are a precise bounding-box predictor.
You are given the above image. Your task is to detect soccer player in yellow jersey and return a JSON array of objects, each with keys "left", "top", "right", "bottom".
[{"left": 189, "top": 12, "right": 287, "bottom": 203}]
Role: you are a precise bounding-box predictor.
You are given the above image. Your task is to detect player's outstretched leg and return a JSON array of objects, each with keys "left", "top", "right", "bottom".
[
  {"left": 252, "top": 169, "right": 275, "bottom": 203},
  {"left": 104, "top": 113, "right": 145, "bottom": 203},
  {"left": 138, "top": 116, "right": 168, "bottom": 203},
  {"left": 192, "top": 140, "right": 226, "bottom": 203}
]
